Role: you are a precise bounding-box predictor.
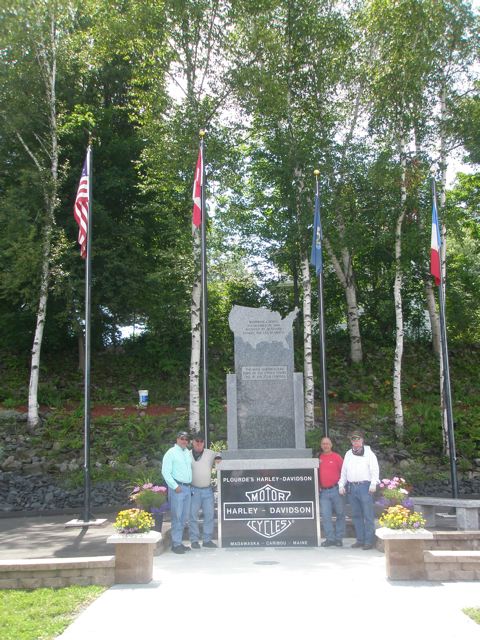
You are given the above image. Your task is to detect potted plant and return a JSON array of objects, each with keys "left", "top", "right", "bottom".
[
  {"left": 378, "top": 504, "right": 426, "bottom": 531},
  {"left": 376, "top": 476, "right": 413, "bottom": 509},
  {"left": 129, "top": 482, "right": 168, "bottom": 531},
  {"left": 376, "top": 476, "right": 428, "bottom": 535},
  {"left": 113, "top": 508, "right": 154, "bottom": 534},
  {"left": 108, "top": 508, "right": 161, "bottom": 584},
  {"left": 375, "top": 477, "right": 433, "bottom": 580}
]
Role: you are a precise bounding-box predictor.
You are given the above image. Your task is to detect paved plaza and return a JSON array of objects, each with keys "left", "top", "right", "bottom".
[
  {"left": 58, "top": 545, "right": 478, "bottom": 640},
  {"left": 0, "top": 514, "right": 478, "bottom": 640}
]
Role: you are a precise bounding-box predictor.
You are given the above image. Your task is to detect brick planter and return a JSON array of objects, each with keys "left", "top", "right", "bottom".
[
  {"left": 376, "top": 527, "right": 434, "bottom": 580},
  {"left": 107, "top": 531, "right": 161, "bottom": 584}
]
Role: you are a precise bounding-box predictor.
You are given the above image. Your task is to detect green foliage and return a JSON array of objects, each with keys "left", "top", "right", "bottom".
[
  {"left": 0, "top": 0, "right": 478, "bottom": 473},
  {"left": 210, "top": 440, "right": 227, "bottom": 454},
  {"left": 0, "top": 586, "right": 105, "bottom": 640},
  {"left": 30, "top": 408, "right": 177, "bottom": 486},
  {"left": 463, "top": 608, "right": 480, "bottom": 625}
]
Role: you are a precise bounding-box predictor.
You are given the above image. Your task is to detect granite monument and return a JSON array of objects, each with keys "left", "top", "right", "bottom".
[{"left": 224, "top": 305, "right": 310, "bottom": 459}]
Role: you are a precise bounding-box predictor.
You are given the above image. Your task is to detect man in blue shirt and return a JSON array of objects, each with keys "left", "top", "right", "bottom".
[{"left": 162, "top": 431, "right": 193, "bottom": 554}]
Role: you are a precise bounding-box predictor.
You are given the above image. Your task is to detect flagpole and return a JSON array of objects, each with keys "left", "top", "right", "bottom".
[
  {"left": 199, "top": 130, "right": 210, "bottom": 448},
  {"left": 314, "top": 170, "right": 329, "bottom": 437},
  {"left": 432, "top": 179, "right": 458, "bottom": 499},
  {"left": 66, "top": 143, "right": 105, "bottom": 528},
  {"left": 83, "top": 143, "right": 93, "bottom": 522}
]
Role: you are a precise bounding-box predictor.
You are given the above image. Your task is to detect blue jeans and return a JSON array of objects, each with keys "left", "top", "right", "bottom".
[
  {"left": 169, "top": 485, "right": 191, "bottom": 547},
  {"left": 190, "top": 486, "right": 215, "bottom": 543},
  {"left": 320, "top": 487, "right": 345, "bottom": 542},
  {"left": 348, "top": 482, "right": 375, "bottom": 545}
]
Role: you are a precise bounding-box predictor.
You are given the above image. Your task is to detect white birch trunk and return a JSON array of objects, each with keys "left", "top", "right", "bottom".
[
  {"left": 414, "top": 128, "right": 441, "bottom": 357},
  {"left": 324, "top": 238, "right": 363, "bottom": 363},
  {"left": 26, "top": 12, "right": 59, "bottom": 429},
  {"left": 438, "top": 80, "right": 449, "bottom": 454},
  {"left": 189, "top": 225, "right": 202, "bottom": 432},
  {"left": 393, "top": 137, "right": 407, "bottom": 440},
  {"left": 293, "top": 167, "right": 315, "bottom": 430},
  {"left": 28, "top": 255, "right": 50, "bottom": 427},
  {"left": 425, "top": 280, "right": 441, "bottom": 357},
  {"left": 300, "top": 254, "right": 314, "bottom": 430},
  {"left": 323, "top": 86, "right": 363, "bottom": 364}
]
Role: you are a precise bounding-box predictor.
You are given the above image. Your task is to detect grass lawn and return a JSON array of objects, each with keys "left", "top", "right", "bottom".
[
  {"left": 0, "top": 585, "right": 106, "bottom": 640},
  {"left": 463, "top": 607, "right": 480, "bottom": 625}
]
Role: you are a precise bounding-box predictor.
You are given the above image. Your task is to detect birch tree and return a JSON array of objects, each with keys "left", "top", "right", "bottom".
[
  {"left": 136, "top": 0, "right": 235, "bottom": 431},
  {"left": 0, "top": 1, "right": 68, "bottom": 428},
  {"left": 229, "top": 0, "right": 354, "bottom": 426},
  {"left": 323, "top": 89, "right": 365, "bottom": 364},
  {"left": 428, "top": 0, "right": 478, "bottom": 452},
  {"left": 361, "top": 0, "right": 438, "bottom": 438}
]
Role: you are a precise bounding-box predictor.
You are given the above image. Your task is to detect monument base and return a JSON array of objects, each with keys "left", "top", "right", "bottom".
[{"left": 218, "top": 458, "right": 319, "bottom": 548}]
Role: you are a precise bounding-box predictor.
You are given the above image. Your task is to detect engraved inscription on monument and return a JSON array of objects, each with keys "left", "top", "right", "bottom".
[
  {"left": 241, "top": 366, "right": 288, "bottom": 381},
  {"left": 227, "top": 305, "right": 302, "bottom": 451}
]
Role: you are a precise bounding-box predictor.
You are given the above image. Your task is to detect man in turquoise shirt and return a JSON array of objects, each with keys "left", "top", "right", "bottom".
[{"left": 162, "top": 431, "right": 193, "bottom": 554}]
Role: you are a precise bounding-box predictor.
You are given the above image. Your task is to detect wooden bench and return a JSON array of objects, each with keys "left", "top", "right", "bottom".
[{"left": 412, "top": 497, "right": 480, "bottom": 530}]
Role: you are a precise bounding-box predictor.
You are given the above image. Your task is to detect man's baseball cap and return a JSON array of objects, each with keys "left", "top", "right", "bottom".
[
  {"left": 176, "top": 431, "right": 190, "bottom": 439},
  {"left": 349, "top": 430, "right": 364, "bottom": 440},
  {"left": 192, "top": 433, "right": 205, "bottom": 441}
]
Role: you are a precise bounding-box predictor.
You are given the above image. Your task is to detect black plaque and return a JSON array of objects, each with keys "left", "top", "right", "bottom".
[{"left": 220, "top": 468, "right": 319, "bottom": 547}]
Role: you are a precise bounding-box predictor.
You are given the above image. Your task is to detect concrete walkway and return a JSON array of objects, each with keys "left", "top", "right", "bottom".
[
  {"left": 0, "top": 513, "right": 118, "bottom": 559},
  {"left": 1, "top": 514, "right": 478, "bottom": 639},
  {"left": 57, "top": 545, "right": 479, "bottom": 640}
]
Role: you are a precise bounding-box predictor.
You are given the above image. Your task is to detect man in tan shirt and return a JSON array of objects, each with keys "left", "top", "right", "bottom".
[{"left": 190, "top": 433, "right": 221, "bottom": 549}]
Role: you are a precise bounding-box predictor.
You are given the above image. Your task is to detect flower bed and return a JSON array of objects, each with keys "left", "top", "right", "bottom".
[
  {"left": 113, "top": 508, "right": 154, "bottom": 534},
  {"left": 130, "top": 483, "right": 168, "bottom": 514},
  {"left": 377, "top": 477, "right": 425, "bottom": 531}
]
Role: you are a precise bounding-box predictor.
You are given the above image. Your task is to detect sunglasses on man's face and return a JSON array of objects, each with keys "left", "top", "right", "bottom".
[
  {"left": 351, "top": 436, "right": 362, "bottom": 441},
  {"left": 179, "top": 437, "right": 189, "bottom": 441}
]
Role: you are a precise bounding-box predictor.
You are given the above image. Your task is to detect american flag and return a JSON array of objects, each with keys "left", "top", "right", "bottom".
[
  {"left": 192, "top": 147, "right": 203, "bottom": 227},
  {"left": 74, "top": 152, "right": 89, "bottom": 259}
]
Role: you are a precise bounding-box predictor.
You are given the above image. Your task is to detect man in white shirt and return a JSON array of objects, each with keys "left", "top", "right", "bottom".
[{"left": 339, "top": 430, "right": 379, "bottom": 550}]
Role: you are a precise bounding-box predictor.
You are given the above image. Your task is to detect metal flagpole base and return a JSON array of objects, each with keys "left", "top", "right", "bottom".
[{"left": 65, "top": 518, "right": 107, "bottom": 528}]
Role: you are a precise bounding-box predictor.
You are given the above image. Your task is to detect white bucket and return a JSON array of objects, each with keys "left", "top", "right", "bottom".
[{"left": 138, "top": 390, "right": 149, "bottom": 407}]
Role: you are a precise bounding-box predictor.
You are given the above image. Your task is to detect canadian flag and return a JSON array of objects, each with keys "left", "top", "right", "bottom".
[
  {"left": 192, "top": 148, "right": 203, "bottom": 227},
  {"left": 430, "top": 198, "right": 441, "bottom": 286}
]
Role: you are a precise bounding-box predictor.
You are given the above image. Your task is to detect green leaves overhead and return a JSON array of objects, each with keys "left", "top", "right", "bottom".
[{"left": 0, "top": 0, "right": 479, "bottom": 370}]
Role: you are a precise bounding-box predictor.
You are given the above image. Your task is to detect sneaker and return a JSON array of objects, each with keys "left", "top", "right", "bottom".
[
  {"left": 172, "top": 545, "right": 185, "bottom": 554},
  {"left": 191, "top": 542, "right": 201, "bottom": 549},
  {"left": 203, "top": 541, "right": 217, "bottom": 548},
  {"left": 334, "top": 540, "right": 343, "bottom": 547},
  {"left": 321, "top": 540, "right": 336, "bottom": 547},
  {"left": 351, "top": 541, "right": 364, "bottom": 548},
  {"left": 181, "top": 544, "right": 191, "bottom": 551},
  {"left": 362, "top": 544, "right": 374, "bottom": 550}
]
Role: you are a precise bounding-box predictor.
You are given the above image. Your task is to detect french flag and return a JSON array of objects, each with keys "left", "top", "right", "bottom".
[
  {"left": 192, "top": 147, "right": 203, "bottom": 227},
  {"left": 430, "top": 197, "right": 441, "bottom": 286}
]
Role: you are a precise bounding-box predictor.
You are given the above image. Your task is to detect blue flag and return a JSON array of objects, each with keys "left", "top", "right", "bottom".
[{"left": 310, "top": 191, "right": 323, "bottom": 274}]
